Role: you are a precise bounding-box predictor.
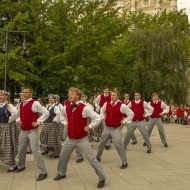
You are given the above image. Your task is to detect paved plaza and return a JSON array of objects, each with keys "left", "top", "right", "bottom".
[{"left": 0, "top": 123, "right": 190, "bottom": 190}]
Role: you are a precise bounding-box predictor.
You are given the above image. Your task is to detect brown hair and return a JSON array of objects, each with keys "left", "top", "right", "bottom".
[
  {"left": 134, "top": 91, "right": 141, "bottom": 96},
  {"left": 152, "top": 93, "right": 159, "bottom": 98},
  {"left": 23, "top": 86, "right": 33, "bottom": 94}
]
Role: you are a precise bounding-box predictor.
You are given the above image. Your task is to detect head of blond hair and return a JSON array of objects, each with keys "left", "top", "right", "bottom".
[
  {"left": 71, "top": 88, "right": 83, "bottom": 100},
  {"left": 111, "top": 90, "right": 120, "bottom": 97}
]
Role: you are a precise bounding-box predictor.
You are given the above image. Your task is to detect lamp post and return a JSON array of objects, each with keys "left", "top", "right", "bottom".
[{"left": 2, "top": 28, "right": 28, "bottom": 91}]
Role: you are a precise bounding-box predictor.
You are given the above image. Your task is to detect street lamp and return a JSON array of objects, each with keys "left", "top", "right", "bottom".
[{"left": 2, "top": 28, "right": 28, "bottom": 91}]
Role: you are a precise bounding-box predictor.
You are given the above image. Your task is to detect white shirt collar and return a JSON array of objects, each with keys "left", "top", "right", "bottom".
[
  {"left": 48, "top": 103, "right": 55, "bottom": 107},
  {"left": 75, "top": 100, "right": 83, "bottom": 105},
  {"left": 135, "top": 99, "right": 141, "bottom": 103},
  {"left": 25, "top": 98, "right": 33, "bottom": 102},
  {"left": 0, "top": 102, "right": 6, "bottom": 107},
  {"left": 111, "top": 99, "right": 120, "bottom": 104}
]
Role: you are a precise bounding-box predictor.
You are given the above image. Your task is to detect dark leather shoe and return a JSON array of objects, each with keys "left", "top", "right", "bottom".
[
  {"left": 7, "top": 166, "right": 17, "bottom": 173},
  {"left": 120, "top": 163, "right": 128, "bottom": 169},
  {"left": 76, "top": 158, "right": 84, "bottom": 163},
  {"left": 164, "top": 143, "right": 168, "bottom": 148},
  {"left": 132, "top": 141, "right": 137, "bottom": 145},
  {"left": 53, "top": 174, "right": 66, "bottom": 181},
  {"left": 97, "top": 180, "right": 105, "bottom": 188},
  {"left": 36, "top": 173, "right": 48, "bottom": 181},
  {"left": 143, "top": 142, "right": 147, "bottom": 146},
  {"left": 146, "top": 150, "right": 151, "bottom": 154},
  {"left": 14, "top": 167, "right": 26, "bottom": 173},
  {"left": 105, "top": 145, "right": 110, "bottom": 150},
  {"left": 96, "top": 157, "right": 101, "bottom": 162}
]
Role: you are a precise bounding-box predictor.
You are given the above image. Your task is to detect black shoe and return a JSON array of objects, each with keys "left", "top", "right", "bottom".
[
  {"left": 53, "top": 174, "right": 66, "bottom": 181},
  {"left": 76, "top": 158, "right": 84, "bottom": 163},
  {"left": 146, "top": 150, "right": 151, "bottom": 154},
  {"left": 96, "top": 157, "right": 101, "bottom": 162},
  {"left": 48, "top": 151, "right": 54, "bottom": 157},
  {"left": 97, "top": 180, "right": 105, "bottom": 188},
  {"left": 26, "top": 150, "right": 32, "bottom": 154},
  {"left": 7, "top": 166, "right": 17, "bottom": 173},
  {"left": 120, "top": 163, "right": 128, "bottom": 169},
  {"left": 164, "top": 143, "right": 168, "bottom": 148},
  {"left": 95, "top": 138, "right": 100, "bottom": 142},
  {"left": 41, "top": 150, "right": 48, "bottom": 155},
  {"left": 143, "top": 142, "right": 147, "bottom": 146},
  {"left": 105, "top": 145, "right": 110, "bottom": 150},
  {"left": 14, "top": 167, "right": 26, "bottom": 173},
  {"left": 131, "top": 141, "right": 137, "bottom": 145},
  {"left": 36, "top": 173, "right": 48, "bottom": 181},
  {"left": 124, "top": 146, "right": 127, "bottom": 150}
]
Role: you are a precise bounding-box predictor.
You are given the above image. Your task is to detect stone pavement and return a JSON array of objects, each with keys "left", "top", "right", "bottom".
[{"left": 0, "top": 123, "right": 190, "bottom": 190}]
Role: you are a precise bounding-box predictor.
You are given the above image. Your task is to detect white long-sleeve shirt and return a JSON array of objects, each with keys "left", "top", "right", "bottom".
[
  {"left": 46, "top": 103, "right": 60, "bottom": 123},
  {"left": 128, "top": 100, "right": 154, "bottom": 117},
  {"left": 100, "top": 100, "right": 134, "bottom": 124},
  {"left": 56, "top": 102, "right": 64, "bottom": 111},
  {"left": 0, "top": 102, "right": 17, "bottom": 115},
  {"left": 9, "top": 98, "right": 49, "bottom": 124},
  {"left": 60, "top": 101, "right": 101, "bottom": 128}
]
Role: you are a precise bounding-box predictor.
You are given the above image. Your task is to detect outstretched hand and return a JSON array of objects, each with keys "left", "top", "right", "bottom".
[{"left": 84, "top": 125, "right": 90, "bottom": 132}]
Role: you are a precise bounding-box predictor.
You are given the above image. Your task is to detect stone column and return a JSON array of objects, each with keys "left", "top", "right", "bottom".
[
  {"left": 155, "top": 0, "right": 161, "bottom": 12},
  {"left": 131, "top": 0, "right": 136, "bottom": 12},
  {"left": 170, "top": 0, "right": 177, "bottom": 10}
]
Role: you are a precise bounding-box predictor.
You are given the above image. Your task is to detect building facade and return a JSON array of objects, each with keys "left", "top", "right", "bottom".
[{"left": 114, "top": 0, "right": 177, "bottom": 14}]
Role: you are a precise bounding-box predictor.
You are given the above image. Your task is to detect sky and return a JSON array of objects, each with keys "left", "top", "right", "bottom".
[{"left": 177, "top": 0, "right": 190, "bottom": 23}]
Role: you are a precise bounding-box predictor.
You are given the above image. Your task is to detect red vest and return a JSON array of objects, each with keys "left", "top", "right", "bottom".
[
  {"left": 177, "top": 107, "right": 182, "bottom": 118},
  {"left": 105, "top": 101, "right": 124, "bottom": 128},
  {"left": 99, "top": 94, "right": 111, "bottom": 108},
  {"left": 131, "top": 100, "right": 144, "bottom": 121},
  {"left": 167, "top": 106, "right": 172, "bottom": 116},
  {"left": 20, "top": 100, "right": 39, "bottom": 130},
  {"left": 150, "top": 101, "right": 163, "bottom": 118},
  {"left": 65, "top": 99, "right": 71, "bottom": 107},
  {"left": 66, "top": 103, "right": 88, "bottom": 139}
]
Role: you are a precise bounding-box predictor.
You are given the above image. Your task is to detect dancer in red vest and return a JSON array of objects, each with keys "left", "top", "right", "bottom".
[
  {"left": 123, "top": 92, "right": 153, "bottom": 153},
  {"left": 95, "top": 86, "right": 111, "bottom": 148},
  {"left": 55, "top": 88, "right": 106, "bottom": 188},
  {"left": 122, "top": 92, "right": 137, "bottom": 144},
  {"left": 177, "top": 105, "right": 183, "bottom": 124},
  {"left": 146, "top": 93, "right": 169, "bottom": 147},
  {"left": 63, "top": 87, "right": 84, "bottom": 163},
  {"left": 96, "top": 90, "right": 134, "bottom": 169},
  {"left": 95, "top": 86, "right": 111, "bottom": 112},
  {"left": 9, "top": 87, "right": 49, "bottom": 181}
]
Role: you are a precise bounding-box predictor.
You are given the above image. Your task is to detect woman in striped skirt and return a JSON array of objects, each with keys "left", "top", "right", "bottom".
[
  {"left": 40, "top": 94, "right": 61, "bottom": 157},
  {"left": 0, "top": 90, "right": 19, "bottom": 172}
]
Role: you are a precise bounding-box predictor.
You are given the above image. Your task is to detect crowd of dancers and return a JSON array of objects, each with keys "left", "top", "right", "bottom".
[{"left": 0, "top": 86, "right": 185, "bottom": 188}]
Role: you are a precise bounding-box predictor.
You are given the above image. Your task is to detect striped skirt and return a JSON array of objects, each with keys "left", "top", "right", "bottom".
[
  {"left": 40, "top": 122, "right": 62, "bottom": 157},
  {"left": 0, "top": 122, "right": 19, "bottom": 166}
]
